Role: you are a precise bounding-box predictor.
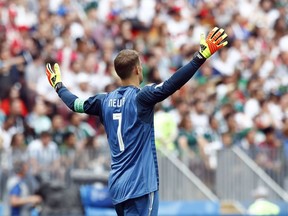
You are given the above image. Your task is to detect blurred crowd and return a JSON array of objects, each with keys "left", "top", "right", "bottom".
[{"left": 0, "top": 0, "right": 288, "bottom": 199}]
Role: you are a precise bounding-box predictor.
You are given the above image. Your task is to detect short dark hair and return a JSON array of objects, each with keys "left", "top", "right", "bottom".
[
  {"left": 40, "top": 131, "right": 51, "bottom": 138},
  {"left": 63, "top": 131, "right": 74, "bottom": 141},
  {"left": 114, "top": 49, "right": 140, "bottom": 80},
  {"left": 13, "top": 158, "right": 27, "bottom": 174}
]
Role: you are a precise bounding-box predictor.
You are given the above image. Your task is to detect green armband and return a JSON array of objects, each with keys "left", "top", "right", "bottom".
[{"left": 74, "top": 98, "right": 85, "bottom": 113}]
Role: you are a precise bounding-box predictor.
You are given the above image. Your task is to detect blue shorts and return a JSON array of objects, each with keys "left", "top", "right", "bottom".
[{"left": 115, "top": 191, "right": 159, "bottom": 216}]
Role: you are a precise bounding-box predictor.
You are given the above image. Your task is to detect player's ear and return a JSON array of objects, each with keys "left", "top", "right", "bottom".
[{"left": 135, "top": 65, "right": 141, "bottom": 75}]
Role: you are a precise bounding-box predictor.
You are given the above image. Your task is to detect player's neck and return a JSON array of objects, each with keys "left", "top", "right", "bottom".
[{"left": 121, "top": 78, "right": 140, "bottom": 88}]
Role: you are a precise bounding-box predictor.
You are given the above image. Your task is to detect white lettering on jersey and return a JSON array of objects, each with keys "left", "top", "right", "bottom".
[{"left": 108, "top": 97, "right": 125, "bottom": 107}]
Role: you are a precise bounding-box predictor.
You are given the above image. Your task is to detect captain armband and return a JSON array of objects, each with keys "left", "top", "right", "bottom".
[{"left": 74, "top": 98, "right": 85, "bottom": 113}]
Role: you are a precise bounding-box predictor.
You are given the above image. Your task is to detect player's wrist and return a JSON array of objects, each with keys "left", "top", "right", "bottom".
[
  {"left": 54, "top": 82, "right": 63, "bottom": 93},
  {"left": 193, "top": 51, "right": 207, "bottom": 63}
]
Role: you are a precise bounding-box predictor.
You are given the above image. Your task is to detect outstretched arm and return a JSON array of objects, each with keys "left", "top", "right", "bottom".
[
  {"left": 45, "top": 63, "right": 105, "bottom": 116},
  {"left": 137, "top": 27, "right": 228, "bottom": 106}
]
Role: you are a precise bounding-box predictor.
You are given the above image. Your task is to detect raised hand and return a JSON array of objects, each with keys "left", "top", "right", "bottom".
[
  {"left": 199, "top": 27, "right": 228, "bottom": 59},
  {"left": 46, "top": 63, "right": 63, "bottom": 92}
]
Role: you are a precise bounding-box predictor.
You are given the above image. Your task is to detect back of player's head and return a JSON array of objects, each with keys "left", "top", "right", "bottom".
[{"left": 114, "top": 49, "right": 140, "bottom": 80}]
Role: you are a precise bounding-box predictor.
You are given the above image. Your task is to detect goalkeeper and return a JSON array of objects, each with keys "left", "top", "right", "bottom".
[{"left": 46, "top": 27, "right": 228, "bottom": 216}]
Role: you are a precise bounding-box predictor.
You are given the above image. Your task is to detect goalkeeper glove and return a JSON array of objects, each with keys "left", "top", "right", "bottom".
[
  {"left": 199, "top": 27, "right": 228, "bottom": 59},
  {"left": 45, "top": 63, "right": 63, "bottom": 92}
]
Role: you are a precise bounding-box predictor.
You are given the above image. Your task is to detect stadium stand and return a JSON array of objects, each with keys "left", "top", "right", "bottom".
[{"left": 0, "top": 0, "right": 287, "bottom": 215}]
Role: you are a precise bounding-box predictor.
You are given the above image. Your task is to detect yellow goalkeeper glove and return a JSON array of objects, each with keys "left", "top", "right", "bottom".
[
  {"left": 199, "top": 27, "right": 228, "bottom": 59},
  {"left": 45, "top": 63, "right": 63, "bottom": 92}
]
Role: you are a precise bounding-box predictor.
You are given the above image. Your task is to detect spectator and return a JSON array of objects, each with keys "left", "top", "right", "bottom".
[
  {"left": 66, "top": 112, "right": 96, "bottom": 149},
  {"left": 255, "top": 126, "right": 284, "bottom": 185},
  {"left": 166, "top": 6, "right": 190, "bottom": 49},
  {"left": 59, "top": 131, "right": 77, "bottom": 183},
  {"left": 168, "top": 98, "right": 190, "bottom": 125},
  {"left": 61, "top": 57, "right": 83, "bottom": 91},
  {"left": 73, "top": 72, "right": 93, "bottom": 99},
  {"left": 225, "top": 112, "right": 243, "bottom": 144},
  {"left": 212, "top": 47, "right": 235, "bottom": 76},
  {"left": 59, "top": 131, "right": 76, "bottom": 163},
  {"left": 27, "top": 131, "right": 60, "bottom": 180},
  {"left": 214, "top": 103, "right": 234, "bottom": 134},
  {"left": 5, "top": 159, "right": 42, "bottom": 216},
  {"left": 26, "top": 99, "right": 52, "bottom": 136},
  {"left": 244, "top": 90, "right": 261, "bottom": 119},
  {"left": 277, "top": 117, "right": 288, "bottom": 161},
  {"left": 190, "top": 98, "right": 209, "bottom": 135},
  {"left": 50, "top": 114, "right": 65, "bottom": 146},
  {"left": 5, "top": 133, "right": 27, "bottom": 170},
  {"left": 175, "top": 114, "right": 207, "bottom": 167},
  {"left": 221, "top": 132, "right": 234, "bottom": 149},
  {"left": 74, "top": 136, "right": 100, "bottom": 170},
  {"left": 238, "top": 128, "right": 259, "bottom": 159},
  {"left": 93, "top": 124, "right": 111, "bottom": 172},
  {"left": 203, "top": 115, "right": 223, "bottom": 170},
  {"left": 24, "top": 38, "right": 45, "bottom": 94},
  {"left": 1, "top": 116, "right": 16, "bottom": 150},
  {"left": 1, "top": 113, "right": 34, "bottom": 149},
  {"left": 0, "top": 84, "right": 28, "bottom": 117}
]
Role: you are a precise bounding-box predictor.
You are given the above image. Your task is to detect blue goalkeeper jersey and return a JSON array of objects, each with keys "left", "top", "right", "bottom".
[{"left": 57, "top": 54, "right": 205, "bottom": 204}]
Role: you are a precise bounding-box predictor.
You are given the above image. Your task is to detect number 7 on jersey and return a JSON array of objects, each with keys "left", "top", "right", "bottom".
[{"left": 113, "top": 113, "right": 125, "bottom": 151}]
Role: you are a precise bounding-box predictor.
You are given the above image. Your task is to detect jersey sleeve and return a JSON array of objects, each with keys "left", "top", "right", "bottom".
[
  {"left": 137, "top": 54, "right": 206, "bottom": 106},
  {"left": 57, "top": 86, "right": 106, "bottom": 116}
]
